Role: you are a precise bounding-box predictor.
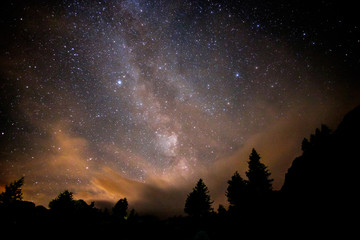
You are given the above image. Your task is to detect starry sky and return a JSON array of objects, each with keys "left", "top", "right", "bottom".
[{"left": 1, "top": 0, "right": 359, "bottom": 216}]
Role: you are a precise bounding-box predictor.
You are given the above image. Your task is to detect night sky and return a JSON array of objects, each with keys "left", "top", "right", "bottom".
[{"left": 1, "top": 0, "right": 359, "bottom": 216}]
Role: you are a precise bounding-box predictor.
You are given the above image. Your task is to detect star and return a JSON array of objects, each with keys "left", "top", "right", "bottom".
[{"left": 0, "top": 0, "right": 358, "bottom": 216}]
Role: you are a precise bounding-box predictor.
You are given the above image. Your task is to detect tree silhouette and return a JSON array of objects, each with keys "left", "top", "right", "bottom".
[
  {"left": 48, "top": 190, "right": 76, "bottom": 212},
  {"left": 127, "top": 208, "right": 138, "bottom": 222},
  {"left": 217, "top": 204, "right": 227, "bottom": 216},
  {"left": 113, "top": 198, "right": 128, "bottom": 220},
  {"left": 301, "top": 138, "right": 311, "bottom": 153},
  {"left": 301, "top": 125, "right": 332, "bottom": 154},
  {"left": 0, "top": 177, "right": 24, "bottom": 205},
  {"left": 184, "top": 179, "right": 213, "bottom": 217},
  {"left": 246, "top": 149, "right": 273, "bottom": 195},
  {"left": 48, "top": 189, "right": 99, "bottom": 225},
  {"left": 226, "top": 171, "right": 248, "bottom": 211}
]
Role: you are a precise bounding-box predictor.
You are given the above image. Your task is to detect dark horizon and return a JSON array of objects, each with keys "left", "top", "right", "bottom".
[{"left": 1, "top": 0, "right": 359, "bottom": 218}]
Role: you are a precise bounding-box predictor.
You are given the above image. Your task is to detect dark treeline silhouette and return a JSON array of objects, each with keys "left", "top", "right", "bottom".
[{"left": 1, "top": 105, "right": 359, "bottom": 238}]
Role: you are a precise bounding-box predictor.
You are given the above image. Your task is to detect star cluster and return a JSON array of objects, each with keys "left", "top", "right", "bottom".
[{"left": 0, "top": 0, "right": 359, "bottom": 213}]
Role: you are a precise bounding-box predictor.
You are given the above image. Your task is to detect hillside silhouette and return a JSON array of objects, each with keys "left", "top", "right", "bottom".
[
  {"left": 279, "top": 105, "right": 359, "bottom": 237},
  {"left": 1, "top": 105, "right": 358, "bottom": 238},
  {"left": 281, "top": 106, "right": 360, "bottom": 197},
  {"left": 282, "top": 105, "right": 359, "bottom": 201}
]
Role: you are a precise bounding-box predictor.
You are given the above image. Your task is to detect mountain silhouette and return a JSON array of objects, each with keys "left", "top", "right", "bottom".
[
  {"left": 281, "top": 104, "right": 359, "bottom": 236},
  {"left": 282, "top": 105, "right": 360, "bottom": 197}
]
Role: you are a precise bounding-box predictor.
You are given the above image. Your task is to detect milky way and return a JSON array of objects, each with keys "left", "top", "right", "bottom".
[{"left": 1, "top": 0, "right": 359, "bottom": 215}]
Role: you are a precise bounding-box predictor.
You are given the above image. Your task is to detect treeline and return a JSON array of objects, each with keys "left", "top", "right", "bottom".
[
  {"left": 0, "top": 177, "right": 138, "bottom": 229},
  {"left": 184, "top": 148, "right": 273, "bottom": 218},
  {"left": 1, "top": 149, "right": 276, "bottom": 239},
  {"left": 1, "top": 105, "right": 359, "bottom": 238},
  {"left": 0, "top": 148, "right": 273, "bottom": 219}
]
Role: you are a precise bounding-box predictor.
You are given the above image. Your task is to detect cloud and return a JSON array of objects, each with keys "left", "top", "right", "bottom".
[
  {"left": 8, "top": 89, "right": 352, "bottom": 219},
  {"left": 200, "top": 99, "right": 354, "bottom": 209},
  {"left": 17, "top": 97, "right": 348, "bottom": 216},
  {"left": 90, "top": 167, "right": 190, "bottom": 217},
  {"left": 19, "top": 122, "right": 96, "bottom": 205}
]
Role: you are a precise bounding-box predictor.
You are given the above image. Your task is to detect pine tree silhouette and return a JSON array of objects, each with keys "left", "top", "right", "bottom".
[
  {"left": 246, "top": 149, "right": 273, "bottom": 196},
  {"left": 226, "top": 171, "right": 248, "bottom": 211},
  {"left": 184, "top": 178, "right": 213, "bottom": 217}
]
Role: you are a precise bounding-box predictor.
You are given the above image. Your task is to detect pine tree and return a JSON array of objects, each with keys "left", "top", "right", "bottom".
[
  {"left": 246, "top": 149, "right": 273, "bottom": 195},
  {"left": 184, "top": 178, "right": 213, "bottom": 217},
  {"left": 226, "top": 171, "right": 248, "bottom": 210},
  {"left": 0, "top": 177, "right": 24, "bottom": 204}
]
